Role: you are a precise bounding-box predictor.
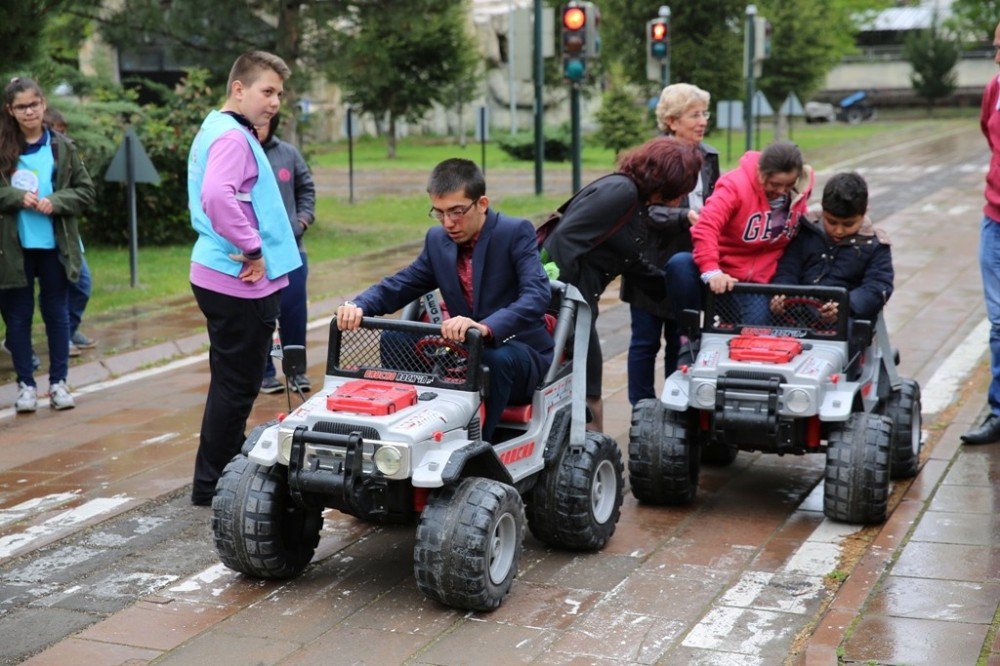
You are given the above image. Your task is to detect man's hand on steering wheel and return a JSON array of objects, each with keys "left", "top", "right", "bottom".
[{"left": 440, "top": 315, "right": 489, "bottom": 342}]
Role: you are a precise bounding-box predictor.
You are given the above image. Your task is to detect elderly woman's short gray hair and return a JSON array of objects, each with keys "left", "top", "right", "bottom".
[{"left": 655, "top": 83, "right": 711, "bottom": 133}]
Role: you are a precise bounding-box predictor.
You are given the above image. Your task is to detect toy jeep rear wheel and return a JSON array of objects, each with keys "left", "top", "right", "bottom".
[
  {"left": 414, "top": 477, "right": 524, "bottom": 611},
  {"left": 885, "top": 379, "right": 921, "bottom": 479},
  {"left": 527, "top": 430, "right": 624, "bottom": 550},
  {"left": 824, "top": 413, "right": 892, "bottom": 524},
  {"left": 212, "top": 455, "right": 323, "bottom": 578},
  {"left": 628, "top": 400, "right": 700, "bottom": 505}
]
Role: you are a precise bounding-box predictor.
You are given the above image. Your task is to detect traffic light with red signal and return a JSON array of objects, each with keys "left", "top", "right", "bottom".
[
  {"left": 645, "top": 15, "right": 670, "bottom": 82},
  {"left": 561, "top": 2, "right": 600, "bottom": 82}
]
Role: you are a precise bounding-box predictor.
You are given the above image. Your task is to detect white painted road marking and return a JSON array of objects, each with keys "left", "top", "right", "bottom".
[
  {"left": 0, "top": 495, "right": 133, "bottom": 560},
  {"left": 679, "top": 315, "right": 988, "bottom": 660}
]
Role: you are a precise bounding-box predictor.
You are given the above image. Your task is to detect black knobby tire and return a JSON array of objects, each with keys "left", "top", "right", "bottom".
[
  {"left": 824, "top": 413, "right": 892, "bottom": 524},
  {"left": 627, "top": 400, "right": 700, "bottom": 505},
  {"left": 526, "top": 430, "right": 624, "bottom": 550},
  {"left": 413, "top": 477, "right": 524, "bottom": 611},
  {"left": 212, "top": 455, "right": 323, "bottom": 578},
  {"left": 884, "top": 379, "right": 921, "bottom": 479}
]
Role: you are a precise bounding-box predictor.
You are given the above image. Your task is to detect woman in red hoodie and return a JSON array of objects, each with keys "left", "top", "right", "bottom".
[{"left": 664, "top": 140, "right": 814, "bottom": 318}]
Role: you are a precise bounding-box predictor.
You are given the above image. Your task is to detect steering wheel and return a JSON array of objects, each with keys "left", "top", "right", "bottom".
[
  {"left": 774, "top": 296, "right": 834, "bottom": 328},
  {"left": 414, "top": 335, "right": 469, "bottom": 378}
]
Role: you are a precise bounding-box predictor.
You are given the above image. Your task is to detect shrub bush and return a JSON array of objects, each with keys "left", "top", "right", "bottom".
[
  {"left": 63, "top": 69, "right": 218, "bottom": 246},
  {"left": 496, "top": 126, "right": 573, "bottom": 162}
]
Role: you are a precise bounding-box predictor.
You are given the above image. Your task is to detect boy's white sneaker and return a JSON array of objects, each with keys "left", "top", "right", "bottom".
[
  {"left": 49, "top": 380, "right": 75, "bottom": 411},
  {"left": 15, "top": 382, "right": 37, "bottom": 413}
]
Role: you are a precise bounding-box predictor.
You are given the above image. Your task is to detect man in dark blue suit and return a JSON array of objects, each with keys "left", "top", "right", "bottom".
[{"left": 336, "top": 159, "right": 553, "bottom": 441}]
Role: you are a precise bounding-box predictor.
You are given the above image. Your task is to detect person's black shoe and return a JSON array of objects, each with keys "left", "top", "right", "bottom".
[
  {"left": 960, "top": 413, "right": 1000, "bottom": 445},
  {"left": 290, "top": 373, "right": 312, "bottom": 393},
  {"left": 191, "top": 494, "right": 213, "bottom": 507},
  {"left": 260, "top": 375, "right": 284, "bottom": 394}
]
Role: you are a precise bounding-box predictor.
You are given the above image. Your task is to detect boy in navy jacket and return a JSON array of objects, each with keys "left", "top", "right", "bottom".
[{"left": 771, "top": 171, "right": 893, "bottom": 323}]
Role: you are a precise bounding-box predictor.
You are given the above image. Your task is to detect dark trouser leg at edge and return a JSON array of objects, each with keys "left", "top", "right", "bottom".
[{"left": 191, "top": 285, "right": 280, "bottom": 503}]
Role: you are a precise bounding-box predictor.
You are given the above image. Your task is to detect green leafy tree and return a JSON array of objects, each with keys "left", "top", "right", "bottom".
[
  {"left": 595, "top": 79, "right": 650, "bottom": 156},
  {"left": 330, "top": 0, "right": 477, "bottom": 158},
  {"left": 947, "top": 0, "right": 1000, "bottom": 44},
  {"left": 754, "top": 0, "right": 870, "bottom": 109},
  {"left": 596, "top": 0, "right": 745, "bottom": 102},
  {"left": 904, "top": 17, "right": 960, "bottom": 113}
]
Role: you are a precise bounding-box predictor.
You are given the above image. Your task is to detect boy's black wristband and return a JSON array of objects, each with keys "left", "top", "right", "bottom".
[{"left": 244, "top": 247, "right": 263, "bottom": 261}]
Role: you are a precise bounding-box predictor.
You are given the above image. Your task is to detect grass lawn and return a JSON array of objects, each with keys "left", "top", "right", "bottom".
[{"left": 77, "top": 116, "right": 974, "bottom": 321}]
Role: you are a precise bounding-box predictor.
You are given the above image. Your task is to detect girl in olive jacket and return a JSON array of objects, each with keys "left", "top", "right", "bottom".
[{"left": 0, "top": 77, "right": 95, "bottom": 412}]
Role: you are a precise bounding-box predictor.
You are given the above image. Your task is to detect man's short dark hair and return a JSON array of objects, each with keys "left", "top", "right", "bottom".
[
  {"left": 822, "top": 172, "right": 869, "bottom": 218},
  {"left": 427, "top": 158, "right": 486, "bottom": 200}
]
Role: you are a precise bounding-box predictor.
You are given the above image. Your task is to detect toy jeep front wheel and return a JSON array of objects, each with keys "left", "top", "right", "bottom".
[
  {"left": 212, "top": 455, "right": 324, "bottom": 578},
  {"left": 414, "top": 477, "right": 524, "bottom": 611},
  {"left": 628, "top": 400, "right": 700, "bottom": 505},
  {"left": 824, "top": 413, "right": 892, "bottom": 524},
  {"left": 884, "top": 379, "right": 921, "bottom": 479},
  {"left": 527, "top": 431, "right": 624, "bottom": 550}
]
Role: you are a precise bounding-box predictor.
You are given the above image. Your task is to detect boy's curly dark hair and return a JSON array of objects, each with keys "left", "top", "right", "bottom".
[{"left": 822, "top": 172, "right": 869, "bottom": 218}]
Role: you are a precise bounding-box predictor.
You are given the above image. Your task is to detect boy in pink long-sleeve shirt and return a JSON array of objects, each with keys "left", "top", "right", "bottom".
[{"left": 187, "top": 51, "right": 301, "bottom": 506}]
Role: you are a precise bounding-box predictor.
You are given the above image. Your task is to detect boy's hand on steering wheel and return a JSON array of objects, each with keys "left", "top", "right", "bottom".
[
  {"left": 770, "top": 295, "right": 786, "bottom": 315},
  {"left": 336, "top": 302, "right": 364, "bottom": 330},
  {"left": 441, "top": 316, "right": 488, "bottom": 342}
]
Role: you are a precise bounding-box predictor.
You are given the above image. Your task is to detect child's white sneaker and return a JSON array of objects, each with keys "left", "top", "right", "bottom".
[
  {"left": 49, "top": 380, "right": 75, "bottom": 411},
  {"left": 15, "top": 382, "right": 37, "bottom": 413}
]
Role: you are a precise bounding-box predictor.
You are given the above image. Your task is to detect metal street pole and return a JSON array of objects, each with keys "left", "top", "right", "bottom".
[
  {"left": 570, "top": 81, "right": 581, "bottom": 193},
  {"left": 744, "top": 5, "right": 757, "bottom": 154},
  {"left": 660, "top": 5, "right": 671, "bottom": 87},
  {"left": 533, "top": 0, "right": 544, "bottom": 195}
]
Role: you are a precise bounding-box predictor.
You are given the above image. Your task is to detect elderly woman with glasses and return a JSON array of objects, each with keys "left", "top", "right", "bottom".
[{"left": 621, "top": 83, "right": 721, "bottom": 406}]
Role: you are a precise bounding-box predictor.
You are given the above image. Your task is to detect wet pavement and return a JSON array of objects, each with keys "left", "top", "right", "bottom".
[{"left": 0, "top": 122, "right": 998, "bottom": 665}]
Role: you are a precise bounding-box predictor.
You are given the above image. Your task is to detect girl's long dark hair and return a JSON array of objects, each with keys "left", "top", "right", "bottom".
[{"left": 0, "top": 77, "right": 45, "bottom": 176}]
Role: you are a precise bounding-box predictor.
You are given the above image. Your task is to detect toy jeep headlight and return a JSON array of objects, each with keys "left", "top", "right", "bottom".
[
  {"left": 693, "top": 381, "right": 716, "bottom": 407},
  {"left": 784, "top": 388, "right": 812, "bottom": 414},
  {"left": 374, "top": 445, "right": 406, "bottom": 477},
  {"left": 278, "top": 426, "right": 295, "bottom": 463}
]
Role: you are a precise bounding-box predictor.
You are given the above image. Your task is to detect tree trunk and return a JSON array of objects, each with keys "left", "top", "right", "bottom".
[
  {"left": 276, "top": 1, "right": 303, "bottom": 146},
  {"left": 388, "top": 114, "right": 398, "bottom": 158}
]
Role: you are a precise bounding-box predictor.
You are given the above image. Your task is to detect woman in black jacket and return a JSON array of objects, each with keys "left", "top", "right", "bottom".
[
  {"left": 621, "top": 83, "right": 721, "bottom": 405},
  {"left": 542, "top": 136, "right": 701, "bottom": 430}
]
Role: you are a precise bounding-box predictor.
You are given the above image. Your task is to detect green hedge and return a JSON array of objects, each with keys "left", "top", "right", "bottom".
[{"left": 496, "top": 126, "right": 573, "bottom": 162}]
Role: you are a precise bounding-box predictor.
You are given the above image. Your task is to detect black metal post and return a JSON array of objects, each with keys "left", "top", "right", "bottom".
[
  {"left": 347, "top": 107, "right": 355, "bottom": 204},
  {"left": 125, "top": 132, "right": 138, "bottom": 287},
  {"left": 480, "top": 106, "right": 487, "bottom": 177}
]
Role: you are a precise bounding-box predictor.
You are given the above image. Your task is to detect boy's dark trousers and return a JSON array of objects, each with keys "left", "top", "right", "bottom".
[{"left": 191, "top": 284, "right": 280, "bottom": 504}]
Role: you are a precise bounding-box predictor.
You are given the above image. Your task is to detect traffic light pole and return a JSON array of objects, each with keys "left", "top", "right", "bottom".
[
  {"left": 533, "top": 0, "right": 544, "bottom": 195},
  {"left": 570, "top": 82, "right": 581, "bottom": 193}
]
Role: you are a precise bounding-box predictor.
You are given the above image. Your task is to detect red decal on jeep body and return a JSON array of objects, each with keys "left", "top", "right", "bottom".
[{"left": 499, "top": 441, "right": 535, "bottom": 465}]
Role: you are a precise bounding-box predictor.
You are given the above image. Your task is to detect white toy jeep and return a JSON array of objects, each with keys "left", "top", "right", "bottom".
[
  {"left": 211, "top": 282, "right": 623, "bottom": 611},
  {"left": 628, "top": 283, "right": 920, "bottom": 524}
]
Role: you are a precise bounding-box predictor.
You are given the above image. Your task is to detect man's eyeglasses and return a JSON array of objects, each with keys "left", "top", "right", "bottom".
[
  {"left": 10, "top": 100, "right": 42, "bottom": 115},
  {"left": 428, "top": 199, "right": 478, "bottom": 221}
]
